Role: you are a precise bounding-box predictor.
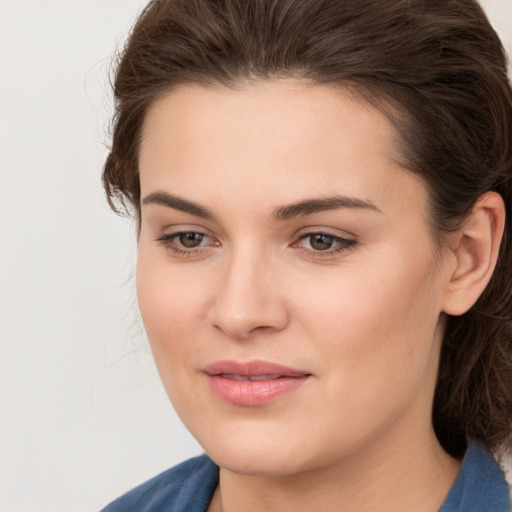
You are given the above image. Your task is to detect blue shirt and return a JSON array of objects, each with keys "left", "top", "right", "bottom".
[
  {"left": 101, "top": 443, "right": 510, "bottom": 511},
  {"left": 440, "top": 443, "right": 510, "bottom": 511}
]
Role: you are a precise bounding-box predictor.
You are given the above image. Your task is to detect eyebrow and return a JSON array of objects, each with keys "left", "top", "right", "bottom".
[
  {"left": 141, "top": 191, "right": 381, "bottom": 221},
  {"left": 273, "top": 195, "right": 381, "bottom": 220},
  {"left": 142, "top": 191, "right": 215, "bottom": 219}
]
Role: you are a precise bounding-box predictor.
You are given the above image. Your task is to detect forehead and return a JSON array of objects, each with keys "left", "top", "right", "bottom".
[
  {"left": 138, "top": 80, "right": 427, "bottom": 220},
  {"left": 141, "top": 80, "right": 399, "bottom": 163}
]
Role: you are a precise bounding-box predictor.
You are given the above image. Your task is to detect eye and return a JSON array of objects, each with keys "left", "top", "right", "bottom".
[
  {"left": 293, "top": 231, "right": 357, "bottom": 255},
  {"left": 306, "top": 233, "right": 337, "bottom": 251},
  {"left": 155, "top": 230, "right": 218, "bottom": 256},
  {"left": 177, "top": 232, "right": 207, "bottom": 248}
]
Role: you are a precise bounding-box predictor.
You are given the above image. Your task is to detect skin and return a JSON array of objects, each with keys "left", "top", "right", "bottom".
[{"left": 136, "top": 80, "right": 503, "bottom": 511}]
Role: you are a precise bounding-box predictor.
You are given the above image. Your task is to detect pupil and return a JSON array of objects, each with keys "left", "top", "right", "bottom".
[
  {"left": 179, "top": 232, "right": 203, "bottom": 248},
  {"left": 310, "top": 234, "right": 333, "bottom": 250}
]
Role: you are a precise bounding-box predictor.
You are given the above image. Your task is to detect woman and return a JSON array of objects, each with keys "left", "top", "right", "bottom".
[{"left": 101, "top": 0, "right": 512, "bottom": 510}]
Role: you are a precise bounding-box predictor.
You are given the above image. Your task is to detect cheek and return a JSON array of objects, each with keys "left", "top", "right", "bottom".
[
  {"left": 135, "top": 250, "right": 213, "bottom": 422},
  {"left": 284, "top": 253, "right": 444, "bottom": 458},
  {"left": 298, "top": 246, "right": 443, "bottom": 392},
  {"left": 136, "top": 249, "right": 207, "bottom": 361}
]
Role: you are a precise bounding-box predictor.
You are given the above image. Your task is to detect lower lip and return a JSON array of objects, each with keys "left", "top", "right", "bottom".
[{"left": 206, "top": 375, "right": 309, "bottom": 406}]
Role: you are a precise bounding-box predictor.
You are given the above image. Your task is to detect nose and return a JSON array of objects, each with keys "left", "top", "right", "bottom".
[{"left": 207, "top": 249, "right": 289, "bottom": 340}]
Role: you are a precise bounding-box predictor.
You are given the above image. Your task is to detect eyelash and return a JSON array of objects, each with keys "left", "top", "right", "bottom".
[
  {"left": 293, "top": 232, "right": 358, "bottom": 258},
  {"left": 156, "top": 232, "right": 216, "bottom": 257},
  {"left": 155, "top": 231, "right": 358, "bottom": 258}
]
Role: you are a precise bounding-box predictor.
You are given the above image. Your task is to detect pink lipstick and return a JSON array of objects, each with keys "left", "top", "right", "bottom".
[{"left": 203, "top": 360, "right": 311, "bottom": 406}]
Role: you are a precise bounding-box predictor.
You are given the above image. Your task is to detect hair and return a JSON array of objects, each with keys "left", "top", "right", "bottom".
[{"left": 103, "top": 0, "right": 512, "bottom": 458}]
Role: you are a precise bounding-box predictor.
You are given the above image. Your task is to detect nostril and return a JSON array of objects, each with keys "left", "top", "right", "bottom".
[{"left": 207, "top": 278, "right": 289, "bottom": 339}]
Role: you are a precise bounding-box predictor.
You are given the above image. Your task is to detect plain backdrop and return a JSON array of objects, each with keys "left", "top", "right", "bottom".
[{"left": 0, "top": 1, "right": 511, "bottom": 511}]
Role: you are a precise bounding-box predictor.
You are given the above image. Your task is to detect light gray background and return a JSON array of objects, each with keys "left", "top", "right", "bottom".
[{"left": 0, "top": 1, "right": 511, "bottom": 511}]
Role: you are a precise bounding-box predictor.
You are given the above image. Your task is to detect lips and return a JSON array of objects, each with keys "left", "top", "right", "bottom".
[
  {"left": 203, "top": 360, "right": 311, "bottom": 406},
  {"left": 219, "top": 374, "right": 282, "bottom": 381}
]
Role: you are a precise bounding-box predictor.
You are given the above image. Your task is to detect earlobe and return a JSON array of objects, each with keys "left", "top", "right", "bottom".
[{"left": 442, "top": 192, "right": 505, "bottom": 316}]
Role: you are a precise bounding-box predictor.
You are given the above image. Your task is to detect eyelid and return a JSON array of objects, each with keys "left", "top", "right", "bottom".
[
  {"left": 293, "top": 225, "right": 357, "bottom": 241},
  {"left": 294, "top": 232, "right": 356, "bottom": 247},
  {"left": 155, "top": 226, "right": 220, "bottom": 256},
  {"left": 155, "top": 223, "right": 217, "bottom": 239},
  {"left": 291, "top": 228, "right": 358, "bottom": 257}
]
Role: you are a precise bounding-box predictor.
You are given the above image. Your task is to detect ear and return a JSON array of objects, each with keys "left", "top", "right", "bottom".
[{"left": 442, "top": 192, "right": 505, "bottom": 316}]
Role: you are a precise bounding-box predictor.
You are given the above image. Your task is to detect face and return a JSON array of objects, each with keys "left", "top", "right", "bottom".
[{"left": 137, "top": 80, "right": 451, "bottom": 477}]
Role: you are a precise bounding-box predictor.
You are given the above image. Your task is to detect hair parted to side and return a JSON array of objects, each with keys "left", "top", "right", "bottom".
[{"left": 103, "top": 0, "right": 512, "bottom": 458}]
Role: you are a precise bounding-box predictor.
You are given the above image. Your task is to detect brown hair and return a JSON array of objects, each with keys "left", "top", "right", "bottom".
[{"left": 103, "top": 0, "right": 512, "bottom": 458}]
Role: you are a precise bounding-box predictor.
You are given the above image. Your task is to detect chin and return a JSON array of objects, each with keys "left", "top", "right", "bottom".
[
  {"left": 210, "top": 445, "right": 311, "bottom": 477},
  {"left": 184, "top": 424, "right": 291, "bottom": 474},
  {"left": 191, "top": 422, "right": 329, "bottom": 477}
]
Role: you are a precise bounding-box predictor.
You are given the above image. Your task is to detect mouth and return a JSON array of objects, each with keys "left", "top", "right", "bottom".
[
  {"left": 218, "top": 373, "right": 284, "bottom": 381},
  {"left": 202, "top": 360, "right": 312, "bottom": 406}
]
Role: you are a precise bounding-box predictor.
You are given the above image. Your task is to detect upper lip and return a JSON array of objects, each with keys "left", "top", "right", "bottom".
[{"left": 203, "top": 359, "right": 311, "bottom": 378}]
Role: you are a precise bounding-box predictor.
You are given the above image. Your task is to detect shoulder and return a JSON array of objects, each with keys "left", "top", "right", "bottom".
[
  {"left": 440, "top": 443, "right": 511, "bottom": 512},
  {"left": 100, "top": 454, "right": 219, "bottom": 512}
]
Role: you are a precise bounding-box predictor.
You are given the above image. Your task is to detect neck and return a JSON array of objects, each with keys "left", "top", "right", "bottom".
[{"left": 209, "top": 428, "right": 461, "bottom": 512}]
